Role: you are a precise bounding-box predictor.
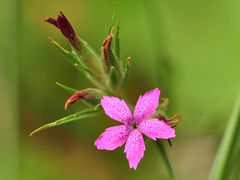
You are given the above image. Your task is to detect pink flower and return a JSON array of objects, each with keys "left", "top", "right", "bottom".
[{"left": 94, "top": 88, "right": 176, "bottom": 169}]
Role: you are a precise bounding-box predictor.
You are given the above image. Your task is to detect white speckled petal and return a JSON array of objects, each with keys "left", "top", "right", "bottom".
[
  {"left": 133, "top": 88, "right": 160, "bottom": 122},
  {"left": 124, "top": 129, "right": 145, "bottom": 170},
  {"left": 94, "top": 125, "right": 132, "bottom": 150},
  {"left": 101, "top": 96, "right": 133, "bottom": 123},
  {"left": 137, "top": 119, "right": 176, "bottom": 140}
]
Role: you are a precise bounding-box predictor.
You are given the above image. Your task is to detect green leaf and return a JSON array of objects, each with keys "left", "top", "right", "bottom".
[
  {"left": 55, "top": 82, "right": 78, "bottom": 94},
  {"left": 158, "top": 98, "right": 169, "bottom": 111},
  {"left": 209, "top": 95, "right": 240, "bottom": 180},
  {"left": 156, "top": 140, "right": 176, "bottom": 179},
  {"left": 30, "top": 108, "right": 101, "bottom": 136}
]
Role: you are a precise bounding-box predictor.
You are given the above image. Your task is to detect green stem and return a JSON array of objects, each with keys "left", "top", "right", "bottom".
[{"left": 155, "top": 140, "right": 176, "bottom": 179}]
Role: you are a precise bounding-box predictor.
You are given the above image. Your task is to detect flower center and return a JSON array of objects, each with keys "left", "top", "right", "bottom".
[{"left": 131, "top": 122, "right": 137, "bottom": 129}]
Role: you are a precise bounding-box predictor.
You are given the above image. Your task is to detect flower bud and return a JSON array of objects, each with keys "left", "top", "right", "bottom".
[
  {"left": 44, "top": 11, "right": 81, "bottom": 49},
  {"left": 102, "top": 29, "right": 114, "bottom": 72},
  {"left": 64, "top": 88, "right": 104, "bottom": 109},
  {"left": 45, "top": 12, "right": 108, "bottom": 89}
]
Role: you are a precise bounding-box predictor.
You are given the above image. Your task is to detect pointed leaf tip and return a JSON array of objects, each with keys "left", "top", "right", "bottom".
[
  {"left": 30, "top": 108, "right": 101, "bottom": 136},
  {"left": 55, "top": 82, "right": 78, "bottom": 94}
]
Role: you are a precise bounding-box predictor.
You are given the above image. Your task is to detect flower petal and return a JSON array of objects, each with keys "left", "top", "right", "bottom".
[
  {"left": 133, "top": 88, "right": 160, "bottom": 122},
  {"left": 94, "top": 125, "right": 131, "bottom": 150},
  {"left": 101, "top": 96, "right": 133, "bottom": 123},
  {"left": 137, "top": 119, "right": 176, "bottom": 140},
  {"left": 124, "top": 129, "right": 145, "bottom": 170}
]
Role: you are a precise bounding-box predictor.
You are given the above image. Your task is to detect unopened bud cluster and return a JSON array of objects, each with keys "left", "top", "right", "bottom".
[{"left": 45, "top": 12, "right": 130, "bottom": 109}]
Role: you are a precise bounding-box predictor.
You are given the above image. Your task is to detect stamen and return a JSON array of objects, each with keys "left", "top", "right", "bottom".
[{"left": 164, "top": 113, "right": 181, "bottom": 128}]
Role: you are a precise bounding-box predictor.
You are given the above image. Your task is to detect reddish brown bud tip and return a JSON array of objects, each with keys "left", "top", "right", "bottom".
[
  {"left": 64, "top": 91, "right": 87, "bottom": 110},
  {"left": 44, "top": 17, "right": 59, "bottom": 28},
  {"left": 44, "top": 11, "right": 79, "bottom": 48},
  {"left": 102, "top": 28, "right": 114, "bottom": 69},
  {"left": 102, "top": 29, "right": 114, "bottom": 50}
]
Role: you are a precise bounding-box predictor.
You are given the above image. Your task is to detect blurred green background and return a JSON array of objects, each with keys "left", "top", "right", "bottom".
[{"left": 1, "top": 0, "right": 240, "bottom": 179}]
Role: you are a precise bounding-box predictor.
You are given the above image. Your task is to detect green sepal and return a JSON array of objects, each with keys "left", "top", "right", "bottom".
[
  {"left": 75, "top": 38, "right": 107, "bottom": 85},
  {"left": 80, "top": 88, "right": 104, "bottom": 107},
  {"left": 109, "top": 48, "right": 122, "bottom": 75},
  {"left": 114, "top": 22, "right": 120, "bottom": 59},
  {"left": 121, "top": 56, "right": 131, "bottom": 88},
  {"left": 108, "top": 10, "right": 116, "bottom": 34},
  {"left": 30, "top": 108, "right": 102, "bottom": 136},
  {"left": 109, "top": 66, "right": 118, "bottom": 88},
  {"left": 156, "top": 98, "right": 169, "bottom": 116},
  {"left": 49, "top": 37, "right": 107, "bottom": 89},
  {"left": 108, "top": 11, "right": 120, "bottom": 59},
  {"left": 49, "top": 37, "right": 94, "bottom": 76}
]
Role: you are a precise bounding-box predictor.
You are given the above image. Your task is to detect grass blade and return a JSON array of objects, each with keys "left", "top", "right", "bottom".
[
  {"left": 209, "top": 96, "right": 240, "bottom": 180},
  {"left": 30, "top": 108, "right": 101, "bottom": 136}
]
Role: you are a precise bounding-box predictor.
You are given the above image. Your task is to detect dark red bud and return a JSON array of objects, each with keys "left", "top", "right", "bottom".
[
  {"left": 44, "top": 11, "right": 80, "bottom": 49},
  {"left": 64, "top": 91, "right": 87, "bottom": 110},
  {"left": 64, "top": 89, "right": 103, "bottom": 109}
]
